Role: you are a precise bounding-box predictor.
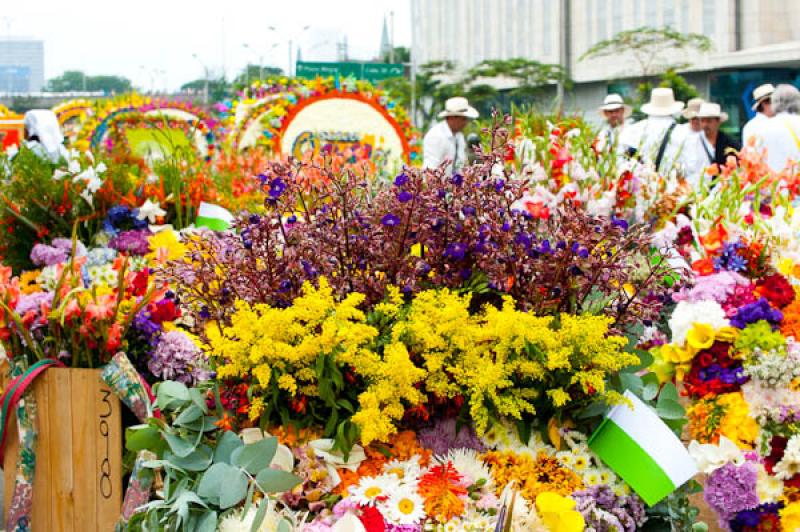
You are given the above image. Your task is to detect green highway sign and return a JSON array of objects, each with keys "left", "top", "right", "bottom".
[{"left": 296, "top": 61, "right": 404, "bottom": 83}]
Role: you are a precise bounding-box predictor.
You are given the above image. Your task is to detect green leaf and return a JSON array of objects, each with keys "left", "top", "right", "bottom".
[
  {"left": 277, "top": 519, "right": 292, "bottom": 532},
  {"left": 213, "top": 430, "right": 243, "bottom": 464},
  {"left": 195, "top": 511, "right": 217, "bottom": 532},
  {"left": 231, "top": 437, "right": 278, "bottom": 475},
  {"left": 336, "top": 398, "right": 354, "bottom": 413},
  {"left": 188, "top": 387, "right": 209, "bottom": 414},
  {"left": 167, "top": 445, "right": 213, "bottom": 472},
  {"left": 197, "top": 463, "right": 227, "bottom": 504},
  {"left": 125, "top": 425, "right": 162, "bottom": 453},
  {"left": 255, "top": 468, "right": 303, "bottom": 493},
  {"left": 622, "top": 349, "right": 654, "bottom": 373},
  {"left": 165, "top": 432, "right": 196, "bottom": 458},
  {"left": 619, "top": 373, "right": 643, "bottom": 395},
  {"left": 576, "top": 399, "right": 609, "bottom": 419},
  {"left": 251, "top": 500, "right": 269, "bottom": 532},
  {"left": 641, "top": 373, "right": 660, "bottom": 401},
  {"left": 324, "top": 410, "right": 339, "bottom": 436},
  {"left": 655, "top": 399, "right": 685, "bottom": 420},
  {"left": 156, "top": 381, "right": 191, "bottom": 410},
  {"left": 174, "top": 404, "right": 203, "bottom": 427},
  {"left": 658, "top": 382, "right": 680, "bottom": 404},
  {"left": 218, "top": 468, "right": 248, "bottom": 509}
]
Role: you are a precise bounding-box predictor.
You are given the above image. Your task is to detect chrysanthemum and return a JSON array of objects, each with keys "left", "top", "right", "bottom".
[
  {"left": 383, "top": 457, "right": 422, "bottom": 485},
  {"left": 442, "top": 448, "right": 494, "bottom": 491},
  {"left": 349, "top": 474, "right": 402, "bottom": 506},
  {"left": 385, "top": 486, "right": 426, "bottom": 525}
]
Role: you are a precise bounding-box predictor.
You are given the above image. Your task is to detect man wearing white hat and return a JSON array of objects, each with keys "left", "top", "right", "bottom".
[
  {"left": 619, "top": 88, "right": 696, "bottom": 176},
  {"left": 742, "top": 84, "right": 775, "bottom": 147},
  {"left": 761, "top": 84, "right": 800, "bottom": 172},
  {"left": 678, "top": 97, "right": 706, "bottom": 183},
  {"left": 596, "top": 94, "right": 631, "bottom": 154},
  {"left": 697, "top": 102, "right": 740, "bottom": 167},
  {"left": 423, "top": 96, "right": 479, "bottom": 174}
]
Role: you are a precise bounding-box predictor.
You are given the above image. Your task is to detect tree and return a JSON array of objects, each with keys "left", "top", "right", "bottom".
[
  {"left": 380, "top": 46, "right": 410, "bottom": 64},
  {"left": 45, "top": 71, "right": 132, "bottom": 93},
  {"left": 381, "top": 60, "right": 465, "bottom": 130},
  {"left": 579, "top": 26, "right": 712, "bottom": 77},
  {"left": 180, "top": 77, "right": 230, "bottom": 103},
  {"left": 231, "top": 64, "right": 284, "bottom": 89},
  {"left": 467, "top": 58, "right": 570, "bottom": 102}
]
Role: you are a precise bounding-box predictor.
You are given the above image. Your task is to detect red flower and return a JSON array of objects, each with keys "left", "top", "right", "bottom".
[
  {"left": 358, "top": 506, "right": 386, "bottom": 532},
  {"left": 692, "top": 258, "right": 715, "bottom": 276},
  {"left": 756, "top": 273, "right": 795, "bottom": 308},
  {"left": 150, "top": 299, "right": 181, "bottom": 324},
  {"left": 130, "top": 269, "right": 150, "bottom": 297},
  {"left": 289, "top": 395, "right": 308, "bottom": 415}
]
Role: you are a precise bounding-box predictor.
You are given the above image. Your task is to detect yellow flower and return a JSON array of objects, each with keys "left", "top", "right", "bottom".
[
  {"left": 535, "top": 491, "right": 586, "bottom": 532},
  {"left": 714, "top": 326, "right": 739, "bottom": 344},
  {"left": 685, "top": 323, "right": 715, "bottom": 351},
  {"left": 780, "top": 501, "right": 800, "bottom": 531},
  {"left": 658, "top": 343, "right": 695, "bottom": 364},
  {"left": 410, "top": 243, "right": 427, "bottom": 257}
]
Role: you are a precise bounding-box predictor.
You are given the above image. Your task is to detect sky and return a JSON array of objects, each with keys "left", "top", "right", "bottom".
[{"left": 2, "top": 0, "right": 411, "bottom": 91}]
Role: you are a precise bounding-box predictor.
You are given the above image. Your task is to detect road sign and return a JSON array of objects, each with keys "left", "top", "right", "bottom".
[{"left": 296, "top": 62, "right": 404, "bottom": 83}]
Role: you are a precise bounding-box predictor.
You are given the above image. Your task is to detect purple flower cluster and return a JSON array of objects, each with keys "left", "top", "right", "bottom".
[
  {"left": 729, "top": 297, "right": 783, "bottom": 329},
  {"left": 147, "top": 330, "right": 211, "bottom": 385},
  {"left": 417, "top": 418, "right": 486, "bottom": 455},
  {"left": 699, "top": 364, "right": 748, "bottom": 386},
  {"left": 109, "top": 229, "right": 151, "bottom": 256},
  {"left": 714, "top": 241, "right": 748, "bottom": 272},
  {"left": 703, "top": 462, "right": 759, "bottom": 525},
  {"left": 103, "top": 205, "right": 148, "bottom": 236},
  {"left": 30, "top": 238, "right": 87, "bottom": 266},
  {"left": 572, "top": 484, "right": 647, "bottom": 532}
]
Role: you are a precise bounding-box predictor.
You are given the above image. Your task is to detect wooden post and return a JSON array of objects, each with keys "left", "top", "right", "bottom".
[{"left": 3, "top": 368, "right": 122, "bottom": 531}]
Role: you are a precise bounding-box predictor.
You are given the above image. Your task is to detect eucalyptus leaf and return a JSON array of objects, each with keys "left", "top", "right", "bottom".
[
  {"left": 656, "top": 399, "right": 685, "bottom": 420},
  {"left": 255, "top": 468, "right": 302, "bottom": 493},
  {"left": 658, "top": 382, "right": 680, "bottom": 404},
  {"left": 251, "top": 500, "right": 269, "bottom": 532},
  {"left": 195, "top": 510, "right": 218, "bottom": 532},
  {"left": 214, "top": 430, "right": 244, "bottom": 464},
  {"left": 232, "top": 437, "right": 278, "bottom": 475},
  {"left": 125, "top": 425, "right": 162, "bottom": 453},
  {"left": 165, "top": 432, "right": 197, "bottom": 458},
  {"left": 619, "top": 372, "right": 643, "bottom": 395},
  {"left": 188, "top": 387, "right": 210, "bottom": 414},
  {"left": 166, "top": 445, "right": 213, "bottom": 472},
  {"left": 174, "top": 404, "right": 203, "bottom": 427},
  {"left": 197, "top": 462, "right": 228, "bottom": 503},
  {"left": 219, "top": 467, "right": 248, "bottom": 509},
  {"left": 277, "top": 519, "right": 292, "bottom": 532}
]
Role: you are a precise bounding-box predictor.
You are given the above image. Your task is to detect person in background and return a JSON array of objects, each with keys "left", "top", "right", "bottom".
[
  {"left": 742, "top": 83, "right": 775, "bottom": 146},
  {"left": 679, "top": 97, "right": 707, "bottom": 183},
  {"left": 23, "top": 109, "right": 69, "bottom": 163},
  {"left": 423, "top": 96, "right": 479, "bottom": 174},
  {"left": 619, "top": 88, "right": 695, "bottom": 175},
  {"left": 761, "top": 84, "right": 800, "bottom": 172},
  {"left": 596, "top": 93, "right": 631, "bottom": 153},
  {"left": 697, "top": 102, "right": 740, "bottom": 167}
]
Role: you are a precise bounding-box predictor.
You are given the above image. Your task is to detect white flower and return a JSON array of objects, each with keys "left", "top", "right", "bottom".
[
  {"left": 331, "top": 513, "right": 366, "bottom": 532},
  {"left": 385, "top": 485, "right": 425, "bottom": 525},
  {"left": 349, "top": 474, "right": 401, "bottom": 506},
  {"left": 774, "top": 435, "right": 800, "bottom": 480},
  {"left": 52, "top": 168, "right": 70, "bottom": 181},
  {"left": 442, "top": 448, "right": 494, "bottom": 491},
  {"left": 668, "top": 300, "right": 729, "bottom": 346},
  {"left": 310, "top": 439, "right": 365, "bottom": 488},
  {"left": 688, "top": 437, "right": 744, "bottom": 474},
  {"left": 95, "top": 162, "right": 107, "bottom": 174},
  {"left": 218, "top": 502, "right": 278, "bottom": 532},
  {"left": 756, "top": 463, "right": 784, "bottom": 502},
  {"left": 67, "top": 159, "right": 81, "bottom": 173},
  {"left": 136, "top": 199, "right": 167, "bottom": 224},
  {"left": 383, "top": 457, "right": 421, "bottom": 484}
]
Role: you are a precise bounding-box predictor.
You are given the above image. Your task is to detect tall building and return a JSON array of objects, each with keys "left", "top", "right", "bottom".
[
  {"left": 0, "top": 39, "right": 45, "bottom": 93},
  {"left": 410, "top": 0, "right": 800, "bottom": 128}
]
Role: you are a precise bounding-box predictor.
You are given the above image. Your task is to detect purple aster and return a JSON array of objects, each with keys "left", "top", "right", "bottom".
[
  {"left": 450, "top": 173, "right": 464, "bottom": 186},
  {"left": 704, "top": 462, "right": 759, "bottom": 525},
  {"left": 393, "top": 173, "right": 409, "bottom": 186},
  {"left": 30, "top": 243, "right": 69, "bottom": 266},
  {"left": 730, "top": 298, "right": 783, "bottom": 328},
  {"left": 381, "top": 213, "right": 401, "bottom": 227},
  {"left": 397, "top": 190, "right": 413, "bottom": 203},
  {"left": 611, "top": 216, "right": 629, "bottom": 230},
  {"left": 444, "top": 242, "right": 467, "bottom": 261},
  {"left": 730, "top": 502, "right": 783, "bottom": 531},
  {"left": 268, "top": 178, "right": 287, "bottom": 200}
]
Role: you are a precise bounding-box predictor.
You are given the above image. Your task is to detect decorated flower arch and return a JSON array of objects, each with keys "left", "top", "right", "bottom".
[
  {"left": 76, "top": 95, "right": 221, "bottom": 161},
  {"left": 52, "top": 99, "right": 96, "bottom": 143},
  {"left": 228, "top": 77, "right": 420, "bottom": 166},
  {"left": 0, "top": 104, "right": 23, "bottom": 151}
]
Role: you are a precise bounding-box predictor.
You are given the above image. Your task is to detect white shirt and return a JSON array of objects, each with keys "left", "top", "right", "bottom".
[
  {"left": 423, "top": 121, "right": 466, "bottom": 174},
  {"left": 682, "top": 130, "right": 710, "bottom": 188},
  {"left": 619, "top": 115, "right": 695, "bottom": 176},
  {"left": 762, "top": 112, "right": 800, "bottom": 172},
  {"left": 742, "top": 112, "right": 769, "bottom": 148}
]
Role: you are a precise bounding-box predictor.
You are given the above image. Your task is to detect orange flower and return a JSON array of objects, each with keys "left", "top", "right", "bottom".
[
  {"left": 214, "top": 413, "right": 235, "bottom": 431},
  {"left": 418, "top": 461, "right": 467, "bottom": 522},
  {"left": 699, "top": 221, "right": 728, "bottom": 254},
  {"left": 692, "top": 258, "right": 715, "bottom": 276}
]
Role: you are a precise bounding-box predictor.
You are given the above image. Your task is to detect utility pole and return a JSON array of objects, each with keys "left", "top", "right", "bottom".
[{"left": 389, "top": 11, "right": 395, "bottom": 63}]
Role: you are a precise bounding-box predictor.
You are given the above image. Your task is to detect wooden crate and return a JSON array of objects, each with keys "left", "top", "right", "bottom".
[{"left": 3, "top": 368, "right": 122, "bottom": 531}]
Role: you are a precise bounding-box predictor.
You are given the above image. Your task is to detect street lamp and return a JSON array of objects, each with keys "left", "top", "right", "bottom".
[
  {"left": 269, "top": 25, "right": 311, "bottom": 77},
  {"left": 243, "top": 42, "right": 279, "bottom": 82},
  {"left": 191, "top": 53, "right": 210, "bottom": 105}
]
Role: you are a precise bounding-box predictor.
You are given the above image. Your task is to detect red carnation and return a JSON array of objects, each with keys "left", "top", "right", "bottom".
[
  {"left": 757, "top": 273, "right": 795, "bottom": 308},
  {"left": 358, "top": 506, "right": 386, "bottom": 532}
]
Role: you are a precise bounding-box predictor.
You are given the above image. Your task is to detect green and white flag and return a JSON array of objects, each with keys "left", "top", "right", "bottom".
[
  {"left": 588, "top": 390, "right": 697, "bottom": 506},
  {"left": 196, "top": 202, "right": 234, "bottom": 231}
]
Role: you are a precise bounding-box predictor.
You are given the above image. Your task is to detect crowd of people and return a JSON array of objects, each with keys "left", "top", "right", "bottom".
[{"left": 423, "top": 83, "right": 800, "bottom": 182}]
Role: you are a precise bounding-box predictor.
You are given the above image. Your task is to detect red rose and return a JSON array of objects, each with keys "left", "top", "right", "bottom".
[
  {"left": 150, "top": 299, "right": 181, "bottom": 324},
  {"left": 130, "top": 269, "right": 150, "bottom": 297}
]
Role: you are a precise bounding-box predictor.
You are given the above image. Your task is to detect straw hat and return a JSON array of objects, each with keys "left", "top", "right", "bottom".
[
  {"left": 438, "top": 97, "right": 479, "bottom": 119},
  {"left": 682, "top": 97, "right": 705, "bottom": 119},
  {"left": 598, "top": 93, "right": 632, "bottom": 117},
  {"left": 640, "top": 88, "right": 685, "bottom": 116},
  {"left": 751, "top": 83, "right": 775, "bottom": 111},
  {"left": 696, "top": 102, "right": 728, "bottom": 123}
]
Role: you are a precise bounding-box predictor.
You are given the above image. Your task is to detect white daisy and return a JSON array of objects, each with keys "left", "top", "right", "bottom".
[
  {"left": 383, "top": 457, "right": 422, "bottom": 484},
  {"left": 443, "top": 448, "right": 495, "bottom": 491},
  {"left": 348, "top": 474, "right": 401, "bottom": 506},
  {"left": 385, "top": 485, "right": 426, "bottom": 525}
]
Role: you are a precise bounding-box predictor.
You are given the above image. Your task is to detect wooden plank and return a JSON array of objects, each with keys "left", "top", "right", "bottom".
[
  {"left": 3, "top": 392, "right": 18, "bottom": 525},
  {"left": 70, "top": 370, "right": 96, "bottom": 531},
  {"left": 49, "top": 369, "right": 74, "bottom": 531},
  {"left": 94, "top": 371, "right": 122, "bottom": 531},
  {"left": 32, "top": 370, "right": 52, "bottom": 532}
]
